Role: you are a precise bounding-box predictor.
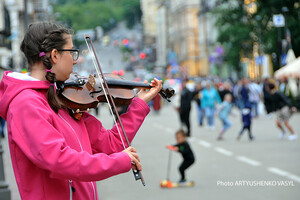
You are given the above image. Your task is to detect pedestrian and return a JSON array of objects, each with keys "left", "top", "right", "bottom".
[
  {"left": 0, "top": 116, "right": 5, "bottom": 138},
  {"left": 166, "top": 129, "right": 195, "bottom": 184},
  {"left": 112, "top": 105, "right": 129, "bottom": 125},
  {"left": 262, "top": 78, "right": 273, "bottom": 117},
  {"left": 237, "top": 103, "right": 254, "bottom": 141},
  {"left": 201, "top": 81, "right": 221, "bottom": 130},
  {"left": 195, "top": 81, "right": 205, "bottom": 126},
  {"left": 218, "top": 82, "right": 232, "bottom": 101},
  {"left": 216, "top": 94, "right": 233, "bottom": 140},
  {"left": 176, "top": 79, "right": 198, "bottom": 137},
  {"left": 152, "top": 94, "right": 161, "bottom": 114},
  {"left": 239, "top": 78, "right": 249, "bottom": 109},
  {"left": 0, "top": 22, "right": 162, "bottom": 200},
  {"left": 233, "top": 80, "right": 242, "bottom": 109},
  {"left": 269, "top": 81, "right": 297, "bottom": 140},
  {"left": 248, "top": 80, "right": 262, "bottom": 117}
]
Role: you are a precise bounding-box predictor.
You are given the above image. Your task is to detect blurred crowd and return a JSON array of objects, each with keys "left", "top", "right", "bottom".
[{"left": 149, "top": 76, "right": 300, "bottom": 141}]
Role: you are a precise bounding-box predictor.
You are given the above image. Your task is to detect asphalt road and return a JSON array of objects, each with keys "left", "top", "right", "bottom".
[
  {"left": 96, "top": 103, "right": 300, "bottom": 200},
  {"left": 2, "top": 102, "right": 300, "bottom": 200}
]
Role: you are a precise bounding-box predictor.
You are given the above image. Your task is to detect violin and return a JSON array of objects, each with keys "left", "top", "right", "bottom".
[
  {"left": 56, "top": 72, "right": 175, "bottom": 119},
  {"left": 57, "top": 35, "right": 174, "bottom": 186}
]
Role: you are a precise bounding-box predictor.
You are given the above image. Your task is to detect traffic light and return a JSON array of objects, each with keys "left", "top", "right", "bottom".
[
  {"left": 139, "top": 52, "right": 146, "bottom": 59},
  {"left": 122, "top": 39, "right": 129, "bottom": 46}
]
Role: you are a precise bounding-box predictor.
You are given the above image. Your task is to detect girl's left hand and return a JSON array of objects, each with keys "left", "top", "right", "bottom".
[{"left": 136, "top": 78, "right": 163, "bottom": 103}]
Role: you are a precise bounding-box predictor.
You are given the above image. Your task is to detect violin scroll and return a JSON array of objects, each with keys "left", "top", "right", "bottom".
[{"left": 159, "top": 87, "right": 175, "bottom": 102}]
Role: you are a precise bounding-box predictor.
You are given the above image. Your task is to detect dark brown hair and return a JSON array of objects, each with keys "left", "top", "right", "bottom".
[
  {"left": 20, "top": 22, "right": 72, "bottom": 112},
  {"left": 175, "top": 129, "right": 186, "bottom": 137}
]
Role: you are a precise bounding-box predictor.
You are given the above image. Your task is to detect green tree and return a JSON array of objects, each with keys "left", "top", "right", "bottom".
[
  {"left": 213, "top": 0, "right": 300, "bottom": 74},
  {"left": 52, "top": 0, "right": 141, "bottom": 32},
  {"left": 120, "top": 0, "right": 142, "bottom": 28}
]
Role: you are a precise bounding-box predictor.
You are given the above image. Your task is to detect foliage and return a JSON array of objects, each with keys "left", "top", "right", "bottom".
[
  {"left": 120, "top": 0, "right": 142, "bottom": 28},
  {"left": 213, "top": 0, "right": 300, "bottom": 72},
  {"left": 52, "top": 0, "right": 141, "bottom": 31}
]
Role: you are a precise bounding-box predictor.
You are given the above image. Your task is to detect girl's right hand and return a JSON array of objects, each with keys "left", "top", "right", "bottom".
[{"left": 123, "top": 146, "right": 142, "bottom": 171}]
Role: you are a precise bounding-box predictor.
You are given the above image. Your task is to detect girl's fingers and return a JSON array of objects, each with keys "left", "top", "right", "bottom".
[
  {"left": 131, "top": 152, "right": 140, "bottom": 162},
  {"left": 128, "top": 146, "right": 137, "bottom": 153},
  {"left": 131, "top": 156, "right": 142, "bottom": 171},
  {"left": 123, "top": 147, "right": 142, "bottom": 171}
]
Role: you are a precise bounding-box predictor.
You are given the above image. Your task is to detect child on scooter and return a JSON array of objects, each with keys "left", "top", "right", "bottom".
[{"left": 167, "top": 129, "right": 195, "bottom": 184}]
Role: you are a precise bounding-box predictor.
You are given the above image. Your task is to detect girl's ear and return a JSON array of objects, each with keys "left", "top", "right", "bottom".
[{"left": 50, "top": 49, "right": 59, "bottom": 64}]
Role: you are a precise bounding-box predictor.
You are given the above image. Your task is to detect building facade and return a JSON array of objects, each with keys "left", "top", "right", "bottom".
[
  {"left": 0, "top": 0, "right": 51, "bottom": 74},
  {"left": 198, "top": 0, "right": 219, "bottom": 76},
  {"left": 142, "top": 0, "right": 204, "bottom": 77},
  {"left": 140, "top": 0, "right": 158, "bottom": 46}
]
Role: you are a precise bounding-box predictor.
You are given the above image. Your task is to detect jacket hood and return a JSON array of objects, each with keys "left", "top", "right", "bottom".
[{"left": 0, "top": 71, "right": 50, "bottom": 119}]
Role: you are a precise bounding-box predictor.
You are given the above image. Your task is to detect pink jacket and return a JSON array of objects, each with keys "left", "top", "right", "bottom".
[{"left": 0, "top": 71, "right": 150, "bottom": 200}]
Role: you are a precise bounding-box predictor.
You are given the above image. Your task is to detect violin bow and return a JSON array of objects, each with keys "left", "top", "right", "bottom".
[{"left": 84, "top": 35, "right": 146, "bottom": 186}]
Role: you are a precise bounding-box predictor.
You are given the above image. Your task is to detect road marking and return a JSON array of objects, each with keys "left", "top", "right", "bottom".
[
  {"left": 155, "top": 122, "right": 299, "bottom": 183},
  {"left": 214, "top": 147, "right": 233, "bottom": 156},
  {"left": 236, "top": 156, "right": 261, "bottom": 166},
  {"left": 198, "top": 140, "right": 212, "bottom": 148},
  {"left": 267, "top": 167, "right": 300, "bottom": 183},
  {"left": 153, "top": 122, "right": 174, "bottom": 134},
  {"left": 188, "top": 137, "right": 196, "bottom": 142}
]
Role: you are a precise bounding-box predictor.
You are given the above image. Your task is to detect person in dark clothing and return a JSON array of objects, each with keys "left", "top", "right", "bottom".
[
  {"left": 194, "top": 88, "right": 205, "bottom": 126},
  {"left": 237, "top": 103, "right": 254, "bottom": 141},
  {"left": 218, "top": 82, "right": 233, "bottom": 101},
  {"left": 269, "top": 82, "right": 297, "bottom": 140},
  {"left": 168, "top": 129, "right": 195, "bottom": 184},
  {"left": 263, "top": 78, "right": 273, "bottom": 115},
  {"left": 177, "top": 79, "right": 199, "bottom": 137},
  {"left": 239, "top": 78, "right": 249, "bottom": 109},
  {"left": 0, "top": 116, "right": 5, "bottom": 138},
  {"left": 112, "top": 105, "right": 129, "bottom": 125}
]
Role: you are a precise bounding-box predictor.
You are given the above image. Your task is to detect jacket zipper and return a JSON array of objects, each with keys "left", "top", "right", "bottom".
[
  {"left": 69, "top": 180, "right": 73, "bottom": 200},
  {"left": 58, "top": 113, "right": 96, "bottom": 200}
]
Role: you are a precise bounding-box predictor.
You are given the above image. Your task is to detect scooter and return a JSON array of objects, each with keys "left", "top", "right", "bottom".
[{"left": 160, "top": 145, "right": 194, "bottom": 188}]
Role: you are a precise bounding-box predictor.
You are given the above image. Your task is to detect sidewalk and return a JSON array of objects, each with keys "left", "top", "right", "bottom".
[{"left": 2, "top": 130, "right": 20, "bottom": 200}]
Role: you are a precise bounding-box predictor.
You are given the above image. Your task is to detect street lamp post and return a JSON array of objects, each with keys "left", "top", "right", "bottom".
[
  {"left": 199, "top": 0, "right": 209, "bottom": 75},
  {"left": 273, "top": 7, "right": 289, "bottom": 69},
  {"left": 282, "top": 7, "right": 289, "bottom": 40},
  {"left": 0, "top": 138, "right": 11, "bottom": 200},
  {"left": 24, "top": 0, "right": 29, "bottom": 29},
  {"left": 281, "top": 7, "right": 289, "bottom": 66},
  {"left": 255, "top": 15, "right": 262, "bottom": 80}
]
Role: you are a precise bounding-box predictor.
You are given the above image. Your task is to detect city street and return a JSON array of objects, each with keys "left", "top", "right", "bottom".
[
  {"left": 97, "top": 103, "right": 300, "bottom": 200},
  {"left": 2, "top": 29, "right": 300, "bottom": 199},
  {"left": 1, "top": 1, "right": 300, "bottom": 200},
  {"left": 2, "top": 102, "right": 300, "bottom": 200},
  {"left": 2, "top": 19, "right": 299, "bottom": 200}
]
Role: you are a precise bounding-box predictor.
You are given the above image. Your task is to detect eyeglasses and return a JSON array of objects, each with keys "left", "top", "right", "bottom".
[{"left": 57, "top": 49, "right": 79, "bottom": 61}]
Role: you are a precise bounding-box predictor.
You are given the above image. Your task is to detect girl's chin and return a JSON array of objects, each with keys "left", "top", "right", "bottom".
[{"left": 57, "top": 74, "right": 70, "bottom": 82}]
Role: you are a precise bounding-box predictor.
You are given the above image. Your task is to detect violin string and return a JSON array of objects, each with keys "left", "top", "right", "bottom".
[{"left": 84, "top": 38, "right": 126, "bottom": 150}]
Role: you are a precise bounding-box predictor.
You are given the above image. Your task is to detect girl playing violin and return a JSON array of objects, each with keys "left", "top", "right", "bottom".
[{"left": 0, "top": 22, "right": 162, "bottom": 200}]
